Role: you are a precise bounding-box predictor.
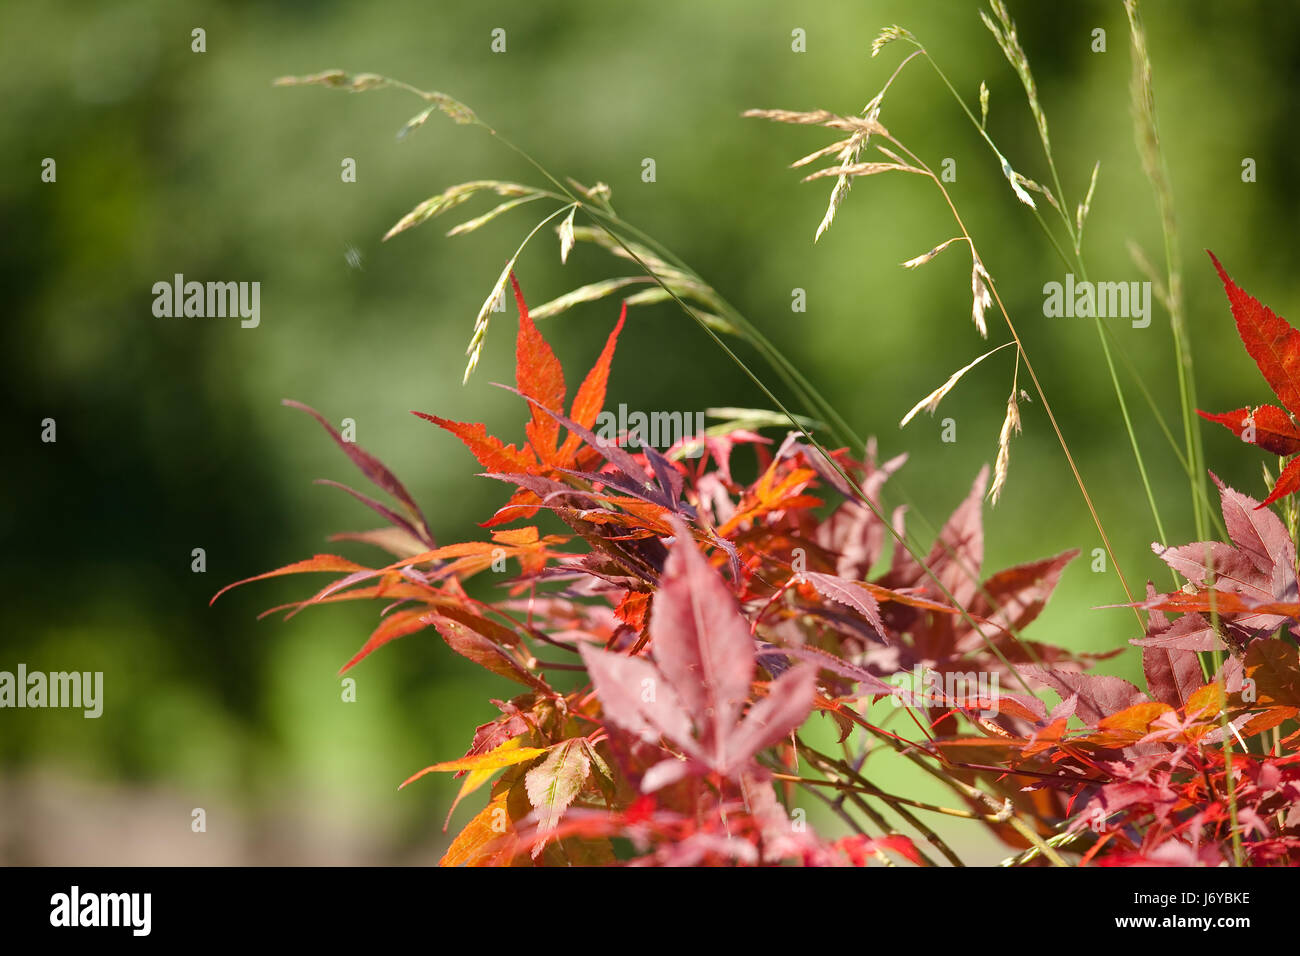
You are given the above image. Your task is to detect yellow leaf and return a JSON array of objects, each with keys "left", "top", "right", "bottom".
[
  {"left": 1097, "top": 701, "right": 1172, "bottom": 734},
  {"left": 444, "top": 738, "right": 533, "bottom": 826},
  {"left": 400, "top": 742, "right": 549, "bottom": 790},
  {"left": 1185, "top": 682, "right": 1225, "bottom": 720}
]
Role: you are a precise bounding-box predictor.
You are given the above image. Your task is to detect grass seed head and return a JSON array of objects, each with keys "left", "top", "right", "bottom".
[{"left": 989, "top": 389, "right": 1022, "bottom": 505}]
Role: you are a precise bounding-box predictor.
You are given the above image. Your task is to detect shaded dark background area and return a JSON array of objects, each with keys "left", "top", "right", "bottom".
[{"left": 3, "top": 0, "right": 1299, "bottom": 863}]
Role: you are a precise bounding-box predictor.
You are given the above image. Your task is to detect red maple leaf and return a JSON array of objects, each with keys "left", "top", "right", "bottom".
[
  {"left": 1197, "top": 251, "right": 1300, "bottom": 508},
  {"left": 579, "top": 516, "right": 817, "bottom": 787},
  {"left": 414, "top": 273, "right": 626, "bottom": 524}
]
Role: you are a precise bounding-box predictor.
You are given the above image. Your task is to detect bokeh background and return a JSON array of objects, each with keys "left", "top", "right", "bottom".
[{"left": 3, "top": 0, "right": 1299, "bottom": 865}]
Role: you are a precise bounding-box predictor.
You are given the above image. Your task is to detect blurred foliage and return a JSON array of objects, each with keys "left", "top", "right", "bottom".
[{"left": 3, "top": 0, "right": 1300, "bottom": 862}]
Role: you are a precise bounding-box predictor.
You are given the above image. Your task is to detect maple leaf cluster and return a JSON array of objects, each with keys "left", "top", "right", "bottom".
[
  {"left": 216, "top": 264, "right": 1300, "bottom": 866},
  {"left": 921, "top": 254, "right": 1300, "bottom": 866}
]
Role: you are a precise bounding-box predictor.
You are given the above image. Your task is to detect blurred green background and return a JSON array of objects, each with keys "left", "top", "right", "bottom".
[{"left": 3, "top": 0, "right": 1299, "bottom": 864}]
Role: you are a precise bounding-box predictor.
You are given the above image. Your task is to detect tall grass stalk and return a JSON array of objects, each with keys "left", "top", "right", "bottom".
[{"left": 1121, "top": 0, "right": 1241, "bottom": 867}]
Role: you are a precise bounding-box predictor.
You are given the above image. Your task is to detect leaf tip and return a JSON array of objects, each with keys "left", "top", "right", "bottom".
[{"left": 1206, "top": 249, "right": 1232, "bottom": 288}]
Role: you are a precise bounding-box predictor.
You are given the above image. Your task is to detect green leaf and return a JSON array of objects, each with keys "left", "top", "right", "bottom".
[{"left": 524, "top": 739, "right": 591, "bottom": 856}]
